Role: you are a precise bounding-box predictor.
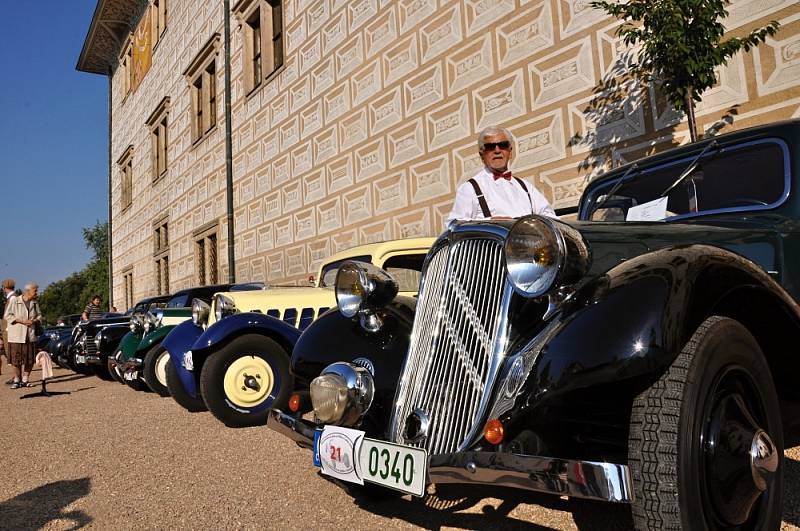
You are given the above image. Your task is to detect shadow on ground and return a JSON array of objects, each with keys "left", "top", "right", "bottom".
[
  {"left": 783, "top": 456, "right": 800, "bottom": 527},
  {"left": 0, "top": 478, "right": 92, "bottom": 530},
  {"left": 350, "top": 482, "right": 632, "bottom": 530}
]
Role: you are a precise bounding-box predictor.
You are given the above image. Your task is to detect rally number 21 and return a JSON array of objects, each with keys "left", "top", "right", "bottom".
[{"left": 368, "top": 447, "right": 414, "bottom": 486}]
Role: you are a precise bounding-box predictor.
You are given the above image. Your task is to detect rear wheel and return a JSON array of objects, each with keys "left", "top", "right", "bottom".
[
  {"left": 143, "top": 344, "right": 170, "bottom": 397},
  {"left": 166, "top": 358, "right": 207, "bottom": 412},
  {"left": 629, "top": 316, "right": 783, "bottom": 530},
  {"left": 200, "top": 335, "right": 292, "bottom": 428}
]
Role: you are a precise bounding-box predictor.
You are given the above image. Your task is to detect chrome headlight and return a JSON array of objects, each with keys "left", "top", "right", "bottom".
[
  {"left": 192, "top": 298, "right": 211, "bottom": 327},
  {"left": 94, "top": 331, "right": 104, "bottom": 348},
  {"left": 214, "top": 294, "right": 237, "bottom": 322},
  {"left": 310, "top": 362, "right": 375, "bottom": 426},
  {"left": 505, "top": 216, "right": 590, "bottom": 297},
  {"left": 335, "top": 261, "right": 398, "bottom": 331},
  {"left": 143, "top": 311, "right": 158, "bottom": 333},
  {"left": 130, "top": 314, "right": 144, "bottom": 332}
]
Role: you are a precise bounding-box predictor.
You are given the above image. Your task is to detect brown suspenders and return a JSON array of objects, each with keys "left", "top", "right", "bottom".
[{"left": 467, "top": 177, "right": 532, "bottom": 218}]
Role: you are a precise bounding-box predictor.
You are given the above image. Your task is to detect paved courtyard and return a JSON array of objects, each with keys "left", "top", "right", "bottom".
[{"left": 1, "top": 366, "right": 799, "bottom": 530}]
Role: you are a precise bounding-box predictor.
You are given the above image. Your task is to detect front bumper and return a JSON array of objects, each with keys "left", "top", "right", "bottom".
[
  {"left": 123, "top": 358, "right": 144, "bottom": 371},
  {"left": 267, "top": 409, "right": 633, "bottom": 503},
  {"left": 86, "top": 355, "right": 102, "bottom": 365}
]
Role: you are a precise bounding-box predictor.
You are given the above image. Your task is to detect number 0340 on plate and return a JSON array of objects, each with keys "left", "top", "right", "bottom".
[{"left": 315, "top": 426, "right": 427, "bottom": 497}]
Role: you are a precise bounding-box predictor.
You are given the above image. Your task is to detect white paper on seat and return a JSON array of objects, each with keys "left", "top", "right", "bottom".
[{"left": 626, "top": 197, "right": 669, "bottom": 222}]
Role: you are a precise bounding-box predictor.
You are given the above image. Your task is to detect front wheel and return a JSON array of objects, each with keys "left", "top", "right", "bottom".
[
  {"left": 166, "top": 358, "right": 207, "bottom": 412},
  {"left": 629, "top": 316, "right": 783, "bottom": 530},
  {"left": 143, "top": 344, "right": 171, "bottom": 397},
  {"left": 200, "top": 335, "right": 292, "bottom": 428}
]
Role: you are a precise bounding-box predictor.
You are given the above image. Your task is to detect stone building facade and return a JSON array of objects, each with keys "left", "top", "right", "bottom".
[{"left": 78, "top": 0, "right": 800, "bottom": 309}]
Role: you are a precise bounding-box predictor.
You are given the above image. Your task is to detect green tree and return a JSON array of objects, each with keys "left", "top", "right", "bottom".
[{"left": 591, "top": 0, "right": 779, "bottom": 141}]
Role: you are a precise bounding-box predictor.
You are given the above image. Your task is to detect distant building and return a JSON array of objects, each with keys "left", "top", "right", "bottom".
[{"left": 78, "top": 0, "right": 800, "bottom": 308}]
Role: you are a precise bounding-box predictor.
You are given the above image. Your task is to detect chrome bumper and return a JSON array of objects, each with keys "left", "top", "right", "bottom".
[
  {"left": 267, "top": 409, "right": 633, "bottom": 503},
  {"left": 85, "top": 355, "right": 102, "bottom": 365},
  {"left": 123, "top": 358, "right": 143, "bottom": 371}
]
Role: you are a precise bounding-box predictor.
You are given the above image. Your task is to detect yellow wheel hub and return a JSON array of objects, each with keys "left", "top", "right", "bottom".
[{"left": 223, "top": 355, "right": 274, "bottom": 408}]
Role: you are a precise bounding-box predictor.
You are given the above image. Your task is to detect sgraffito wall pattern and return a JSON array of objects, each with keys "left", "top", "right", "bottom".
[{"left": 109, "top": 0, "right": 800, "bottom": 305}]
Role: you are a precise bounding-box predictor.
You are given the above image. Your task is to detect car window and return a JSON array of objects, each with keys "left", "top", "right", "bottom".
[
  {"left": 320, "top": 255, "right": 371, "bottom": 287},
  {"left": 166, "top": 294, "right": 189, "bottom": 308},
  {"left": 584, "top": 141, "right": 787, "bottom": 222},
  {"left": 383, "top": 254, "right": 426, "bottom": 292}
]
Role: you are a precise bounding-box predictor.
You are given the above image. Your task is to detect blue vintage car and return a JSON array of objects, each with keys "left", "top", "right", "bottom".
[{"left": 162, "top": 239, "right": 433, "bottom": 428}]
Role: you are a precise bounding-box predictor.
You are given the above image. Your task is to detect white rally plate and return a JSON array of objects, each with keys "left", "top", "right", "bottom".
[
  {"left": 123, "top": 371, "right": 138, "bottom": 381},
  {"left": 75, "top": 355, "right": 86, "bottom": 364},
  {"left": 315, "top": 426, "right": 427, "bottom": 497},
  {"left": 359, "top": 439, "right": 426, "bottom": 497}
]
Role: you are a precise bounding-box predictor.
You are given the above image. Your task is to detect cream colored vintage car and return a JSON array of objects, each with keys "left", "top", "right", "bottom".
[{"left": 163, "top": 237, "right": 434, "bottom": 427}]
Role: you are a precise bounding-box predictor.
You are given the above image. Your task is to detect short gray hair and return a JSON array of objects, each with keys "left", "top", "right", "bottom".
[
  {"left": 477, "top": 125, "right": 515, "bottom": 151},
  {"left": 24, "top": 282, "right": 38, "bottom": 291}
]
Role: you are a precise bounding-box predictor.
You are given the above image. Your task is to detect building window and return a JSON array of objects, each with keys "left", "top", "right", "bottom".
[
  {"left": 123, "top": 268, "right": 134, "bottom": 310},
  {"left": 119, "top": 38, "right": 133, "bottom": 97},
  {"left": 152, "top": 0, "right": 168, "bottom": 47},
  {"left": 183, "top": 34, "right": 220, "bottom": 144},
  {"left": 238, "top": 0, "right": 283, "bottom": 95},
  {"left": 117, "top": 146, "right": 134, "bottom": 211},
  {"left": 194, "top": 224, "right": 219, "bottom": 286},
  {"left": 153, "top": 218, "right": 170, "bottom": 295},
  {"left": 146, "top": 97, "right": 170, "bottom": 181}
]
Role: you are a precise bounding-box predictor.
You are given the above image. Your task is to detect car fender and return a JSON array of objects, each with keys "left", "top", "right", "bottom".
[
  {"left": 512, "top": 244, "right": 800, "bottom": 412},
  {"left": 117, "top": 331, "right": 144, "bottom": 363},
  {"left": 162, "top": 319, "right": 205, "bottom": 399},
  {"left": 190, "top": 312, "right": 303, "bottom": 360},
  {"left": 136, "top": 324, "right": 178, "bottom": 355}
]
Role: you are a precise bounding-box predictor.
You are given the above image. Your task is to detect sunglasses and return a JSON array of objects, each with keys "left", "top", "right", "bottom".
[{"left": 482, "top": 141, "right": 511, "bottom": 151}]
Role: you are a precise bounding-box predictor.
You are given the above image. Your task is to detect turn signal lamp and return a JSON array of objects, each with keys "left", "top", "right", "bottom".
[
  {"left": 484, "top": 419, "right": 504, "bottom": 445},
  {"left": 288, "top": 393, "right": 302, "bottom": 413}
]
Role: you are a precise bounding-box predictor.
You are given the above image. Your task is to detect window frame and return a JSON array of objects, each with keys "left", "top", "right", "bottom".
[
  {"left": 116, "top": 145, "right": 134, "bottom": 213},
  {"left": 146, "top": 97, "right": 170, "bottom": 182},
  {"left": 153, "top": 216, "right": 170, "bottom": 295},
  {"left": 118, "top": 36, "right": 133, "bottom": 101},
  {"left": 183, "top": 34, "right": 221, "bottom": 146},
  {"left": 193, "top": 222, "right": 220, "bottom": 287},
  {"left": 151, "top": 0, "right": 168, "bottom": 50},
  {"left": 122, "top": 267, "right": 135, "bottom": 311},
  {"left": 235, "top": 0, "right": 284, "bottom": 99},
  {"left": 580, "top": 138, "right": 792, "bottom": 223}
]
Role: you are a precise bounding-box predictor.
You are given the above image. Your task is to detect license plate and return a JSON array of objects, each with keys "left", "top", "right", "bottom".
[
  {"left": 314, "top": 426, "right": 427, "bottom": 497},
  {"left": 75, "top": 355, "right": 86, "bottom": 364},
  {"left": 123, "top": 371, "right": 138, "bottom": 381}
]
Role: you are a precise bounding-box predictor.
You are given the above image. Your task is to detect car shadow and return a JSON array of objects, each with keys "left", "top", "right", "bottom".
[
  {"left": 782, "top": 455, "right": 800, "bottom": 527},
  {"left": 351, "top": 482, "right": 632, "bottom": 530},
  {"left": 0, "top": 478, "right": 92, "bottom": 530}
]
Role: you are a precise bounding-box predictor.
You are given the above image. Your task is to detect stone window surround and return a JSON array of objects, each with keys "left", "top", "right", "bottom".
[
  {"left": 146, "top": 96, "right": 170, "bottom": 182},
  {"left": 118, "top": 35, "right": 133, "bottom": 102},
  {"left": 183, "top": 33, "right": 221, "bottom": 146},
  {"left": 234, "top": 0, "right": 285, "bottom": 98},
  {"left": 116, "top": 145, "right": 134, "bottom": 213},
  {"left": 193, "top": 220, "right": 220, "bottom": 286},
  {"left": 122, "top": 267, "right": 134, "bottom": 311},
  {"left": 151, "top": 0, "right": 168, "bottom": 51}
]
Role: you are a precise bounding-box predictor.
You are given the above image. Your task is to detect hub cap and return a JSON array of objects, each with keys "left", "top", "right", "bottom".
[
  {"left": 223, "top": 355, "right": 274, "bottom": 409},
  {"left": 703, "top": 368, "right": 777, "bottom": 527}
]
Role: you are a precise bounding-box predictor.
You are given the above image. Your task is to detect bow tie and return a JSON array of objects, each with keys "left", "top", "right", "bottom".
[{"left": 491, "top": 170, "right": 512, "bottom": 181}]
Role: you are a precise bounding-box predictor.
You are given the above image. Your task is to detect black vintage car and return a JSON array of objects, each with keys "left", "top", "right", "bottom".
[
  {"left": 269, "top": 120, "right": 800, "bottom": 529},
  {"left": 70, "top": 296, "right": 169, "bottom": 378}
]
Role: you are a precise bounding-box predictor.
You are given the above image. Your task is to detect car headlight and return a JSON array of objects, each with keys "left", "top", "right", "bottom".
[
  {"left": 335, "top": 261, "right": 398, "bottom": 331},
  {"left": 130, "top": 315, "right": 143, "bottom": 332},
  {"left": 504, "top": 215, "right": 590, "bottom": 298},
  {"left": 192, "top": 298, "right": 211, "bottom": 327},
  {"left": 95, "top": 331, "right": 103, "bottom": 348},
  {"left": 310, "top": 362, "right": 374, "bottom": 426},
  {"left": 214, "top": 294, "right": 237, "bottom": 322}
]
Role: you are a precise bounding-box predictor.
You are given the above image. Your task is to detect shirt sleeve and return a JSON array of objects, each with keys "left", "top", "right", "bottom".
[
  {"left": 445, "top": 182, "right": 478, "bottom": 226},
  {"left": 529, "top": 186, "right": 557, "bottom": 218},
  {"left": 4, "top": 297, "right": 15, "bottom": 323}
]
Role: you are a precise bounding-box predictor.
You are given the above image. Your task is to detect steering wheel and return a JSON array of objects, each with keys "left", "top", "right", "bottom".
[{"left": 714, "top": 198, "right": 769, "bottom": 209}]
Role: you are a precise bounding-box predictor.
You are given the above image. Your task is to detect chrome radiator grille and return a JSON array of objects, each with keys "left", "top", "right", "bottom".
[
  {"left": 84, "top": 333, "right": 98, "bottom": 356},
  {"left": 391, "top": 238, "right": 509, "bottom": 455}
]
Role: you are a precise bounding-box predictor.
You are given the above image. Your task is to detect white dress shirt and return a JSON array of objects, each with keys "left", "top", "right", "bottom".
[{"left": 446, "top": 167, "right": 556, "bottom": 224}]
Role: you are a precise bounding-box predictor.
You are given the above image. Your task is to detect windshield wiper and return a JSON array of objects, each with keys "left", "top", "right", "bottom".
[
  {"left": 593, "top": 163, "right": 640, "bottom": 213},
  {"left": 658, "top": 140, "right": 719, "bottom": 198}
]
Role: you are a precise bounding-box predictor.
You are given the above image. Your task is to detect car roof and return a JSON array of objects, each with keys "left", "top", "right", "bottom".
[{"left": 321, "top": 237, "right": 436, "bottom": 271}]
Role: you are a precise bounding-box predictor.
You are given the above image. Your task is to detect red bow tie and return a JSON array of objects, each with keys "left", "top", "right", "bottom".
[{"left": 491, "top": 170, "right": 512, "bottom": 181}]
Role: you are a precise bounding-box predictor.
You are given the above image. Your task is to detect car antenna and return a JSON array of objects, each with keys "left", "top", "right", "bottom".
[
  {"left": 658, "top": 140, "right": 719, "bottom": 199},
  {"left": 593, "top": 162, "right": 640, "bottom": 213}
]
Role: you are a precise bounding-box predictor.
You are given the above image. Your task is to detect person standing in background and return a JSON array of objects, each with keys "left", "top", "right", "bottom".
[
  {"left": 4, "top": 282, "right": 41, "bottom": 388},
  {"left": 82, "top": 295, "right": 103, "bottom": 322},
  {"left": 1, "top": 279, "right": 17, "bottom": 384}
]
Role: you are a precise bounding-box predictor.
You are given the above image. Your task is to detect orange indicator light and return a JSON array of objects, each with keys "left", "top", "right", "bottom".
[
  {"left": 484, "top": 419, "right": 504, "bottom": 445},
  {"left": 288, "top": 393, "right": 302, "bottom": 413}
]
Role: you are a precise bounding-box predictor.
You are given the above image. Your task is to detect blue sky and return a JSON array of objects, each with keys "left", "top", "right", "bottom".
[{"left": 0, "top": 1, "right": 107, "bottom": 288}]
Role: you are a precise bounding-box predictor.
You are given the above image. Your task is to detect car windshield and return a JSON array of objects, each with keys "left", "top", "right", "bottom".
[
  {"left": 320, "top": 255, "right": 371, "bottom": 287},
  {"left": 166, "top": 294, "right": 189, "bottom": 308},
  {"left": 382, "top": 254, "right": 426, "bottom": 292},
  {"left": 583, "top": 140, "right": 787, "bottom": 222}
]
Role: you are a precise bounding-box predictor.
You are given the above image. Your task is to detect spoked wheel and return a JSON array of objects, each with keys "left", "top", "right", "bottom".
[
  {"left": 143, "top": 344, "right": 171, "bottom": 397},
  {"left": 200, "top": 335, "right": 292, "bottom": 428},
  {"left": 629, "top": 316, "right": 783, "bottom": 530}
]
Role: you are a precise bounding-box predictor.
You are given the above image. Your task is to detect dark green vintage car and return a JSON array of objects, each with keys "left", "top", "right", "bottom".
[{"left": 269, "top": 119, "right": 800, "bottom": 529}]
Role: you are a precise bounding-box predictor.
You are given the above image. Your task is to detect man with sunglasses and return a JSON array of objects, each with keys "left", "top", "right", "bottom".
[{"left": 447, "top": 126, "right": 555, "bottom": 223}]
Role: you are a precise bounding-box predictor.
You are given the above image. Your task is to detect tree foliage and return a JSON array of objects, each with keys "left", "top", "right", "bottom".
[
  {"left": 38, "top": 221, "right": 109, "bottom": 324},
  {"left": 591, "top": 0, "right": 779, "bottom": 139}
]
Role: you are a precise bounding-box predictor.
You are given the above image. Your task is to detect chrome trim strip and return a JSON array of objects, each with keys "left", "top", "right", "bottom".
[
  {"left": 267, "top": 409, "right": 316, "bottom": 449},
  {"left": 428, "top": 452, "right": 633, "bottom": 503}
]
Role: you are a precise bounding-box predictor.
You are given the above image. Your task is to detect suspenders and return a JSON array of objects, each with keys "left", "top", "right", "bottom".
[{"left": 467, "top": 177, "right": 532, "bottom": 218}]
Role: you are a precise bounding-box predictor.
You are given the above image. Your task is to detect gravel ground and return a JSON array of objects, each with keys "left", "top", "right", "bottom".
[{"left": 0, "top": 365, "right": 798, "bottom": 530}]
